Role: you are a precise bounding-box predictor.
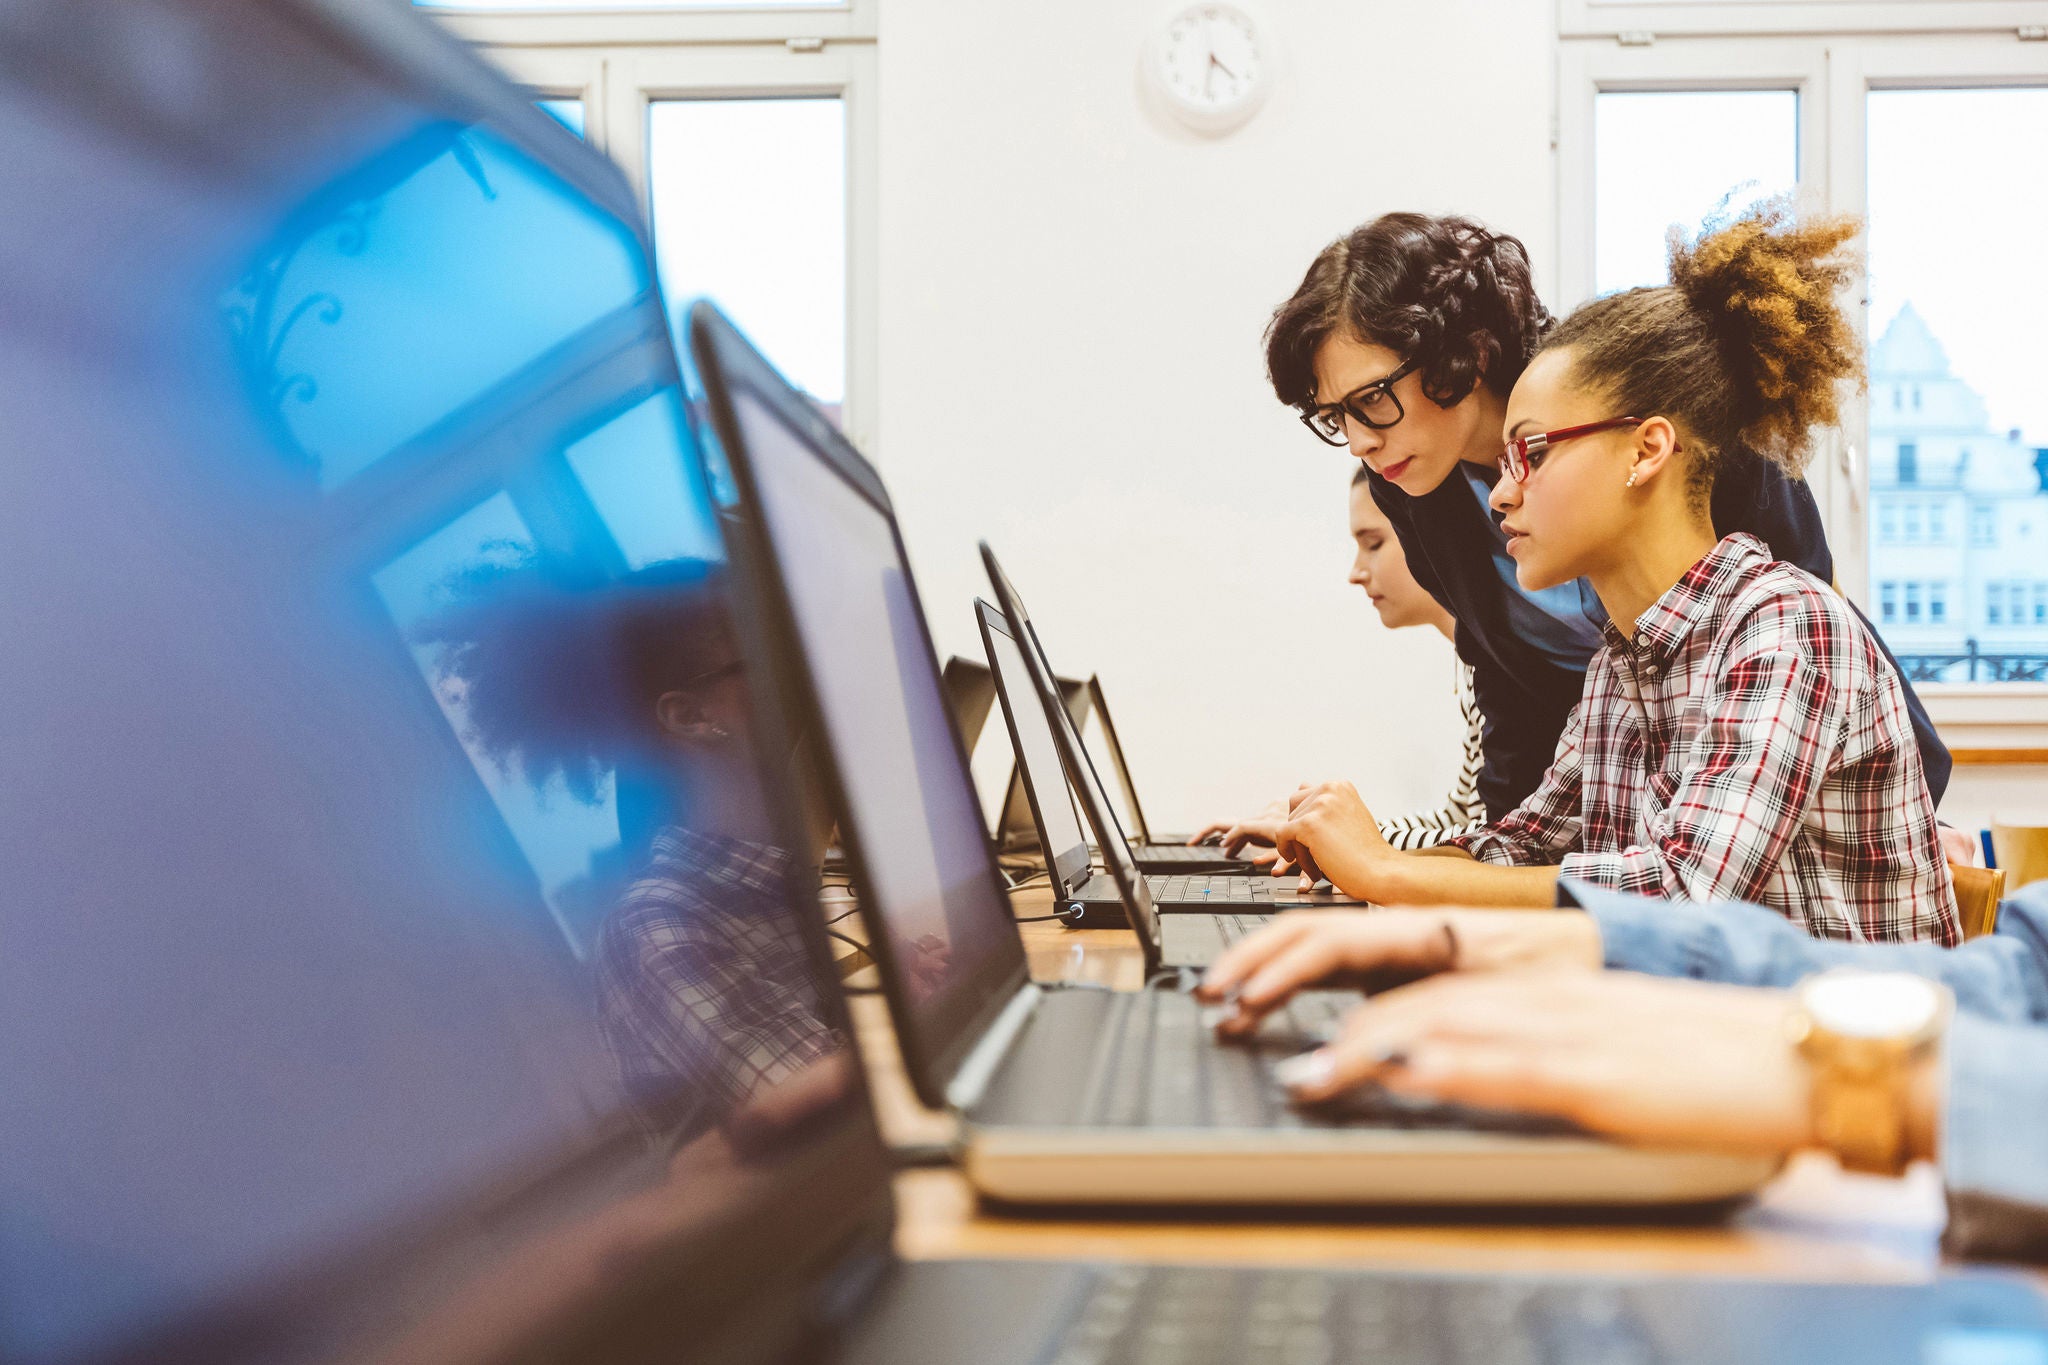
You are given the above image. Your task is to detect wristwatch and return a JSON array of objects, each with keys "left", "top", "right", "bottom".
[{"left": 1788, "top": 969, "right": 1952, "bottom": 1176}]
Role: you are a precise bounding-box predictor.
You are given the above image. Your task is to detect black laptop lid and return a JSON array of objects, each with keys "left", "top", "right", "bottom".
[
  {"left": 976, "top": 600, "right": 1094, "bottom": 894},
  {"left": 1085, "top": 676, "right": 1156, "bottom": 844},
  {"left": 0, "top": 5, "right": 892, "bottom": 1362},
  {"left": 941, "top": 656, "right": 998, "bottom": 755},
  {"left": 685, "top": 302, "right": 1030, "bottom": 1110},
  {"left": 980, "top": 547, "right": 1167, "bottom": 975}
]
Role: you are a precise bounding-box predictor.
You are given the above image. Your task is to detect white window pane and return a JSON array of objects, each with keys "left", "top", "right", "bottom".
[
  {"left": 1867, "top": 88, "right": 2048, "bottom": 684},
  {"left": 648, "top": 98, "right": 845, "bottom": 411},
  {"left": 535, "top": 99, "right": 584, "bottom": 139},
  {"left": 1593, "top": 90, "right": 1799, "bottom": 296}
]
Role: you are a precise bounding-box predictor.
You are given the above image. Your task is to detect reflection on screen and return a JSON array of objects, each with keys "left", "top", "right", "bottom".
[
  {"left": 0, "top": 4, "right": 874, "bottom": 1362},
  {"left": 729, "top": 389, "right": 1017, "bottom": 1040},
  {"left": 983, "top": 610, "right": 1089, "bottom": 863}
]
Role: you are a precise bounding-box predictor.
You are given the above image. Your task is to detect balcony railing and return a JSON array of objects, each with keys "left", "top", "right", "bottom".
[{"left": 1896, "top": 640, "right": 2048, "bottom": 683}]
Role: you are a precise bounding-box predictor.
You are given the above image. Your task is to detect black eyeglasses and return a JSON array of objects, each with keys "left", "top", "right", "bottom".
[{"left": 1300, "top": 359, "right": 1420, "bottom": 447}]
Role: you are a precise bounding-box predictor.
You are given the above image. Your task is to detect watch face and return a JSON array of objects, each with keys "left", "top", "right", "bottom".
[{"left": 1806, "top": 971, "right": 1944, "bottom": 1039}]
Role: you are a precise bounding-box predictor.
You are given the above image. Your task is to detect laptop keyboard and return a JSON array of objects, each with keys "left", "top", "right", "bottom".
[
  {"left": 1037, "top": 1264, "right": 1651, "bottom": 1365},
  {"left": 1073, "top": 990, "right": 1581, "bottom": 1135},
  {"left": 1149, "top": 874, "right": 1305, "bottom": 904},
  {"left": 1132, "top": 842, "right": 1246, "bottom": 868}
]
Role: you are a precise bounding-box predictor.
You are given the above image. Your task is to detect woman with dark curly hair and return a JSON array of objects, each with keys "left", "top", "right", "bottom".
[
  {"left": 1269, "top": 204, "right": 1959, "bottom": 944},
  {"left": 1258, "top": 211, "right": 1947, "bottom": 827}
]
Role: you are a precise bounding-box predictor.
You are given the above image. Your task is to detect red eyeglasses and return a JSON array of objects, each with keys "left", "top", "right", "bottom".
[{"left": 1499, "top": 416, "right": 1642, "bottom": 483}]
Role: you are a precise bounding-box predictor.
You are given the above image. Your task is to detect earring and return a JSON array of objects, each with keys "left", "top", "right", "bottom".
[{"left": 1625, "top": 467, "right": 1640, "bottom": 488}]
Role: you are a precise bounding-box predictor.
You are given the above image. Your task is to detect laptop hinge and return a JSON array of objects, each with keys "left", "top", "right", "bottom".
[{"left": 945, "top": 981, "right": 1042, "bottom": 1113}]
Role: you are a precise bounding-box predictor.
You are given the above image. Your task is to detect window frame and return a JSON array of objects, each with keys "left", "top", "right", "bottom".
[
  {"left": 425, "top": 6, "right": 878, "bottom": 448},
  {"left": 1559, "top": 26, "right": 2048, "bottom": 751}
]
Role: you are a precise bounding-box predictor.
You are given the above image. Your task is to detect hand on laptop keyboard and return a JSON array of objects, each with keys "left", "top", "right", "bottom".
[{"left": 1193, "top": 908, "right": 1602, "bottom": 1037}]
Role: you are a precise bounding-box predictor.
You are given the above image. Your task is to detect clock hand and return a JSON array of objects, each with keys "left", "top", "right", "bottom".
[{"left": 1208, "top": 53, "right": 1240, "bottom": 81}]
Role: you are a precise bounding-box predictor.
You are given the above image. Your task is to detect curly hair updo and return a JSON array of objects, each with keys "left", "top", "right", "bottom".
[
  {"left": 1265, "top": 212, "right": 1553, "bottom": 415},
  {"left": 1538, "top": 199, "right": 1864, "bottom": 484}
]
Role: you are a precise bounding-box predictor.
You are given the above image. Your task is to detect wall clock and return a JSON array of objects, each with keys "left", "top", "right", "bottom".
[{"left": 1144, "top": 3, "right": 1273, "bottom": 137}]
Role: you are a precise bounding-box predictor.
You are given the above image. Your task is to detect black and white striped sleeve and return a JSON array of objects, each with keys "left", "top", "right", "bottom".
[{"left": 1378, "top": 662, "right": 1487, "bottom": 851}]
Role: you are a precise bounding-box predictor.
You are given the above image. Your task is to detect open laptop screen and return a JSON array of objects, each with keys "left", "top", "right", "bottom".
[
  {"left": 706, "top": 350, "right": 1026, "bottom": 1095},
  {"left": 981, "top": 547, "right": 1166, "bottom": 965},
  {"left": 978, "top": 601, "right": 1093, "bottom": 890},
  {"left": 0, "top": 4, "right": 887, "bottom": 1362}
]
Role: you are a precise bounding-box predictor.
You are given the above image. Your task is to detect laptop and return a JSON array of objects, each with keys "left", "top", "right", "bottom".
[
  {"left": 1069, "top": 676, "right": 1253, "bottom": 871},
  {"left": 1088, "top": 672, "right": 1225, "bottom": 850},
  {"left": 943, "top": 653, "right": 1095, "bottom": 858},
  {"left": 16, "top": 4, "right": 2048, "bottom": 1361},
  {"left": 978, "top": 597, "right": 1351, "bottom": 943},
  {"left": 684, "top": 297, "right": 1784, "bottom": 1209}
]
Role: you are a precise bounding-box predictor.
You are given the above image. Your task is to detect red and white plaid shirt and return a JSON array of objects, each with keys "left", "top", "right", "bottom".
[{"left": 1453, "top": 534, "right": 1958, "bottom": 944}]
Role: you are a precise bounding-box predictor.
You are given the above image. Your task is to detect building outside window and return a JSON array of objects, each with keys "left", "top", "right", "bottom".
[
  {"left": 1868, "top": 304, "right": 2048, "bottom": 679},
  {"left": 1931, "top": 582, "right": 1948, "bottom": 625},
  {"left": 1880, "top": 581, "right": 1898, "bottom": 624}
]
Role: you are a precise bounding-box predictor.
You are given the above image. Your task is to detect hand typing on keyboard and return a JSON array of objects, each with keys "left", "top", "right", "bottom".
[
  {"left": 1193, "top": 907, "right": 1603, "bottom": 1037},
  {"left": 1266, "top": 970, "right": 1822, "bottom": 1157}
]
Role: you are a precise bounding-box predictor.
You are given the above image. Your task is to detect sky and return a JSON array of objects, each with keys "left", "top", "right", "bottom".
[{"left": 1595, "top": 85, "right": 2048, "bottom": 447}]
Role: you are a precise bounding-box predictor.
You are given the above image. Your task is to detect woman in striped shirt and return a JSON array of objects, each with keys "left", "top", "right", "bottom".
[
  {"left": 1194, "top": 464, "right": 1485, "bottom": 860},
  {"left": 1269, "top": 204, "right": 1959, "bottom": 944}
]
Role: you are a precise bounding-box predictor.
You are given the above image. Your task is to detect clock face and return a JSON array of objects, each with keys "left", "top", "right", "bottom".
[{"left": 1152, "top": 3, "right": 1267, "bottom": 128}]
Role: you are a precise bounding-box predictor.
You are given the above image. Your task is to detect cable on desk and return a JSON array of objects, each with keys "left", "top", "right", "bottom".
[{"left": 1012, "top": 912, "right": 1064, "bottom": 923}]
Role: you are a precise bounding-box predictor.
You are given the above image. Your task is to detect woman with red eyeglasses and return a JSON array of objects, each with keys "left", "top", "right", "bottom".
[
  {"left": 1264, "top": 204, "right": 1959, "bottom": 945},
  {"left": 1262, "top": 212, "right": 1949, "bottom": 831}
]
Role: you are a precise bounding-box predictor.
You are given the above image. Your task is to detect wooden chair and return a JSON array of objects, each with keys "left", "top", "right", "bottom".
[
  {"left": 1991, "top": 820, "right": 2048, "bottom": 893},
  {"left": 1952, "top": 862, "right": 2007, "bottom": 941}
]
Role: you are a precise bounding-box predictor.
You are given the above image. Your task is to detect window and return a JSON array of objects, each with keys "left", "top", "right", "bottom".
[
  {"left": 1867, "top": 84, "right": 2048, "bottom": 675},
  {"left": 1564, "top": 31, "right": 2048, "bottom": 732},
  {"left": 648, "top": 98, "right": 847, "bottom": 414},
  {"left": 2037, "top": 583, "right": 2048, "bottom": 625},
  {"left": 1973, "top": 505, "right": 1996, "bottom": 546},
  {"left": 420, "top": 3, "right": 878, "bottom": 443},
  {"left": 535, "top": 99, "right": 585, "bottom": 138},
  {"left": 1591, "top": 90, "right": 1798, "bottom": 296},
  {"left": 1904, "top": 581, "right": 1922, "bottom": 624}
]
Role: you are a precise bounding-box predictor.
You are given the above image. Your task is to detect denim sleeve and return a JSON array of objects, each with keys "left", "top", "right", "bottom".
[
  {"left": 1942, "top": 1014, "right": 2048, "bottom": 1260},
  {"left": 1557, "top": 878, "right": 2048, "bottom": 1026}
]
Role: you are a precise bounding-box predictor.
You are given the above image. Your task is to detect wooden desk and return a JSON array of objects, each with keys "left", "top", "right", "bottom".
[{"left": 839, "top": 886, "right": 1953, "bottom": 1282}]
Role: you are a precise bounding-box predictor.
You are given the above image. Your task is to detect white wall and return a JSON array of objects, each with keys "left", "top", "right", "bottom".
[{"left": 876, "top": 0, "right": 1557, "bottom": 832}]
